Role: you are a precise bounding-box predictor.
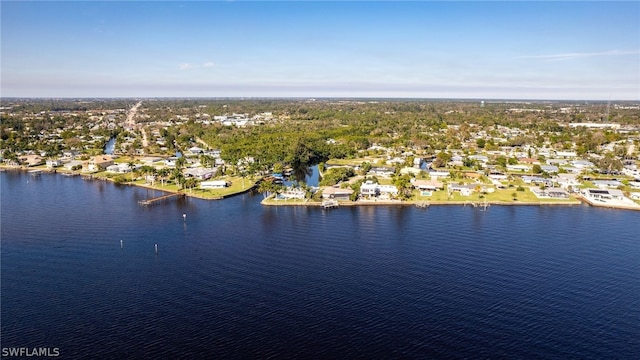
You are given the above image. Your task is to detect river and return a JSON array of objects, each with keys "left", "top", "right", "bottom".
[{"left": 1, "top": 170, "right": 639, "bottom": 358}]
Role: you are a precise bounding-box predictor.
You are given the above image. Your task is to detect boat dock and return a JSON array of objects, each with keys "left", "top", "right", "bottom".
[
  {"left": 322, "top": 199, "right": 339, "bottom": 209},
  {"left": 139, "top": 193, "right": 185, "bottom": 205}
]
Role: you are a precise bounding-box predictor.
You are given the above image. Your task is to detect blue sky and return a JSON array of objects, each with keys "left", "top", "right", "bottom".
[{"left": 1, "top": 1, "right": 639, "bottom": 100}]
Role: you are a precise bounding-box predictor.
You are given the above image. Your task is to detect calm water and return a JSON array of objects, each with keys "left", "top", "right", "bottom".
[{"left": 2, "top": 171, "right": 639, "bottom": 359}]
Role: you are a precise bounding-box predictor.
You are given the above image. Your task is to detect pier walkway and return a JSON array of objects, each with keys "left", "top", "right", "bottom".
[{"left": 139, "top": 192, "right": 184, "bottom": 205}]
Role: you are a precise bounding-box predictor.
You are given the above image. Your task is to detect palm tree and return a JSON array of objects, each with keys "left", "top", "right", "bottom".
[
  {"left": 175, "top": 156, "right": 186, "bottom": 170},
  {"left": 257, "top": 180, "right": 275, "bottom": 199},
  {"left": 157, "top": 168, "right": 170, "bottom": 187},
  {"left": 127, "top": 161, "right": 136, "bottom": 181},
  {"left": 184, "top": 177, "right": 198, "bottom": 193},
  {"left": 172, "top": 168, "right": 185, "bottom": 189}
]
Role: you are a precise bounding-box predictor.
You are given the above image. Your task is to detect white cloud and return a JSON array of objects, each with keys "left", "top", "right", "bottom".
[
  {"left": 179, "top": 61, "right": 215, "bottom": 70},
  {"left": 516, "top": 50, "right": 640, "bottom": 62}
]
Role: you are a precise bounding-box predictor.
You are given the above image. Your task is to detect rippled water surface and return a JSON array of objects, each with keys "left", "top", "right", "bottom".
[{"left": 2, "top": 171, "right": 639, "bottom": 358}]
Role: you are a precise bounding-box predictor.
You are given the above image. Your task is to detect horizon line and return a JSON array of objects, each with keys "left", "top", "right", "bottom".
[{"left": 1, "top": 96, "right": 638, "bottom": 102}]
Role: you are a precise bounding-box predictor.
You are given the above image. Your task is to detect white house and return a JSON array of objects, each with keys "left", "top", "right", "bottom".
[
  {"left": 507, "top": 164, "right": 531, "bottom": 172},
  {"left": 582, "top": 188, "right": 625, "bottom": 201},
  {"left": 368, "top": 167, "right": 395, "bottom": 177},
  {"left": 188, "top": 146, "right": 205, "bottom": 155},
  {"left": 360, "top": 181, "right": 379, "bottom": 197},
  {"left": 359, "top": 181, "right": 398, "bottom": 198},
  {"left": 592, "top": 180, "right": 623, "bottom": 189},
  {"left": 555, "top": 174, "right": 581, "bottom": 190},
  {"left": 429, "top": 170, "right": 451, "bottom": 178},
  {"left": 200, "top": 180, "right": 229, "bottom": 189},
  {"left": 448, "top": 183, "right": 478, "bottom": 197},
  {"left": 531, "top": 187, "right": 570, "bottom": 199},
  {"left": 278, "top": 188, "right": 307, "bottom": 200},
  {"left": 106, "top": 163, "right": 132, "bottom": 174},
  {"left": 400, "top": 167, "right": 422, "bottom": 176},
  {"left": 622, "top": 165, "right": 639, "bottom": 179},
  {"left": 555, "top": 151, "right": 577, "bottom": 158},
  {"left": 46, "top": 159, "right": 62, "bottom": 168},
  {"left": 571, "top": 160, "right": 594, "bottom": 169}
]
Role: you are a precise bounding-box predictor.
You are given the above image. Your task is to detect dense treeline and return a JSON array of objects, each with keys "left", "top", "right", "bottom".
[{"left": 2, "top": 98, "right": 638, "bottom": 171}]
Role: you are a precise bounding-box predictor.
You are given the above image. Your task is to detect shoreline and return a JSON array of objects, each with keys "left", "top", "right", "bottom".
[
  {"left": 261, "top": 197, "right": 586, "bottom": 208},
  {"left": 5, "top": 166, "right": 639, "bottom": 211}
]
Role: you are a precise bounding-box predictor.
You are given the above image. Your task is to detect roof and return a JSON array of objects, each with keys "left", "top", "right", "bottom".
[{"left": 322, "top": 187, "right": 354, "bottom": 195}]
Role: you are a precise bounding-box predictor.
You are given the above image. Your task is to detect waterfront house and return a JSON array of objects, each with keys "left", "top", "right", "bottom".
[
  {"left": 64, "top": 160, "right": 84, "bottom": 171},
  {"left": 19, "top": 155, "right": 44, "bottom": 167},
  {"left": 531, "top": 187, "right": 570, "bottom": 199},
  {"left": 322, "top": 187, "right": 354, "bottom": 201},
  {"left": 582, "top": 188, "right": 625, "bottom": 201},
  {"left": 448, "top": 183, "right": 479, "bottom": 197},
  {"left": 278, "top": 188, "right": 307, "bottom": 200},
  {"left": 412, "top": 179, "right": 444, "bottom": 191},
  {"left": 200, "top": 180, "right": 229, "bottom": 189},
  {"left": 106, "top": 163, "right": 132, "bottom": 174},
  {"left": 46, "top": 159, "right": 62, "bottom": 168},
  {"left": 88, "top": 155, "right": 114, "bottom": 171},
  {"left": 360, "top": 180, "right": 379, "bottom": 197},
  {"left": 359, "top": 180, "right": 398, "bottom": 198}
]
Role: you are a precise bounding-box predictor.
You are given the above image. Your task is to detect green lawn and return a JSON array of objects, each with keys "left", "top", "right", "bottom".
[{"left": 412, "top": 187, "right": 576, "bottom": 203}]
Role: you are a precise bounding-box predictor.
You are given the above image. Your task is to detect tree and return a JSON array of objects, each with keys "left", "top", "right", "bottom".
[
  {"left": 476, "top": 138, "right": 486, "bottom": 149},
  {"left": 184, "top": 177, "right": 198, "bottom": 193},
  {"left": 532, "top": 164, "right": 542, "bottom": 174},
  {"left": 127, "top": 161, "right": 136, "bottom": 181},
  {"left": 360, "top": 162, "right": 372, "bottom": 175},
  {"left": 272, "top": 162, "right": 284, "bottom": 174},
  {"left": 175, "top": 156, "right": 186, "bottom": 170},
  {"left": 393, "top": 174, "right": 412, "bottom": 200},
  {"left": 172, "top": 169, "right": 185, "bottom": 189},
  {"left": 157, "top": 167, "right": 170, "bottom": 187},
  {"left": 257, "top": 180, "right": 275, "bottom": 198}
]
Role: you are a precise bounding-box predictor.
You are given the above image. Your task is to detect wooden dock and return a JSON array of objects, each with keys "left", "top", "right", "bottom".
[
  {"left": 139, "top": 193, "right": 185, "bottom": 205},
  {"left": 322, "top": 199, "right": 339, "bottom": 209}
]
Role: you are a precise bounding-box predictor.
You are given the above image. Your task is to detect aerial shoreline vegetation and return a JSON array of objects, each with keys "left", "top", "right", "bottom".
[{"left": 1, "top": 98, "right": 639, "bottom": 210}]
